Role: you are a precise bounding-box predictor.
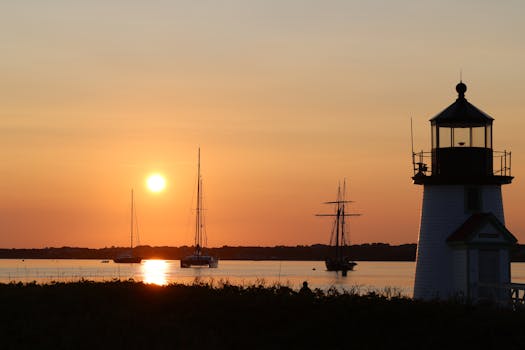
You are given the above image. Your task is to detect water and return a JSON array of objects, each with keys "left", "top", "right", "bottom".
[{"left": 2, "top": 259, "right": 525, "bottom": 297}]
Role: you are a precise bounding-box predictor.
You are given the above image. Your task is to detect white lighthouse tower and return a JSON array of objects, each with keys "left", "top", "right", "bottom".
[{"left": 412, "top": 82, "right": 517, "bottom": 301}]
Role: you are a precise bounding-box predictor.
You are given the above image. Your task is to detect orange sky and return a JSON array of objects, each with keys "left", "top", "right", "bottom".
[{"left": 1, "top": 1, "right": 525, "bottom": 248}]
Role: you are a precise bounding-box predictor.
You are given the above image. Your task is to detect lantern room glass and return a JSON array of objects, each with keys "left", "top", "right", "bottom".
[{"left": 432, "top": 124, "right": 491, "bottom": 149}]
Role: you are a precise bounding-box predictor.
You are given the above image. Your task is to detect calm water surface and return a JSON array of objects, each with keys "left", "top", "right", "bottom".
[{"left": 2, "top": 259, "right": 525, "bottom": 297}]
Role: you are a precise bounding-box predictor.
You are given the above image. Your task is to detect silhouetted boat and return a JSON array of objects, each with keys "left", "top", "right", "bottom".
[
  {"left": 113, "top": 253, "right": 142, "bottom": 264},
  {"left": 317, "top": 180, "right": 360, "bottom": 274},
  {"left": 181, "top": 149, "right": 218, "bottom": 268},
  {"left": 114, "top": 189, "right": 142, "bottom": 264}
]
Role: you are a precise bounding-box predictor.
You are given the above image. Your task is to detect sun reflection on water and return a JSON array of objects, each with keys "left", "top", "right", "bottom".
[{"left": 142, "top": 260, "right": 168, "bottom": 286}]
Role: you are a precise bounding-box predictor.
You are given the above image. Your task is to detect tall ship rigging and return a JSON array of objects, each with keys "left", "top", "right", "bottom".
[
  {"left": 317, "top": 180, "right": 360, "bottom": 274},
  {"left": 180, "top": 148, "right": 219, "bottom": 268}
]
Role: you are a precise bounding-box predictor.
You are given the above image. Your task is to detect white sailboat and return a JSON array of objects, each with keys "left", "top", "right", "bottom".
[
  {"left": 114, "top": 189, "right": 142, "bottom": 264},
  {"left": 180, "top": 148, "right": 218, "bottom": 268}
]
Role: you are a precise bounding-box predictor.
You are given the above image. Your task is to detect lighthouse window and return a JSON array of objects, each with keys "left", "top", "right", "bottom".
[
  {"left": 432, "top": 125, "right": 437, "bottom": 148},
  {"left": 438, "top": 127, "right": 452, "bottom": 147},
  {"left": 453, "top": 128, "right": 470, "bottom": 147},
  {"left": 486, "top": 125, "right": 492, "bottom": 148},
  {"left": 466, "top": 187, "right": 482, "bottom": 212},
  {"left": 472, "top": 127, "right": 486, "bottom": 148}
]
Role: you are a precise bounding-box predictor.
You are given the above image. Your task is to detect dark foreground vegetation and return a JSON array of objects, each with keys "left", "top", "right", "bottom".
[{"left": 1, "top": 281, "right": 525, "bottom": 350}]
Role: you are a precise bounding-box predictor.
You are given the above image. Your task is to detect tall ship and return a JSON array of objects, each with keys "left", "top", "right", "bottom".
[
  {"left": 114, "top": 189, "right": 142, "bottom": 264},
  {"left": 180, "top": 149, "right": 219, "bottom": 268},
  {"left": 317, "top": 180, "right": 360, "bottom": 274}
]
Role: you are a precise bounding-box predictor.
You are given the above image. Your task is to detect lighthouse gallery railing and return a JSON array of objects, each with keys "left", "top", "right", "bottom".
[{"left": 412, "top": 150, "right": 511, "bottom": 177}]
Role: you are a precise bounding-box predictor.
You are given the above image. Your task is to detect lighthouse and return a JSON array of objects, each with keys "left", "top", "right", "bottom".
[{"left": 412, "top": 82, "right": 517, "bottom": 302}]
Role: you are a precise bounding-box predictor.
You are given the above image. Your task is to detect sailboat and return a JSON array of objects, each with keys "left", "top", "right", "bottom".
[
  {"left": 316, "top": 180, "right": 360, "bottom": 274},
  {"left": 180, "top": 149, "right": 219, "bottom": 268},
  {"left": 113, "top": 189, "right": 142, "bottom": 264}
]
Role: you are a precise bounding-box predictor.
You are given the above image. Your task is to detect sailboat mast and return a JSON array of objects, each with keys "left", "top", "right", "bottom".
[
  {"left": 335, "top": 183, "right": 341, "bottom": 260},
  {"left": 341, "top": 179, "right": 347, "bottom": 246},
  {"left": 195, "top": 148, "right": 202, "bottom": 254},
  {"left": 130, "top": 189, "right": 134, "bottom": 250},
  {"left": 341, "top": 180, "right": 347, "bottom": 259}
]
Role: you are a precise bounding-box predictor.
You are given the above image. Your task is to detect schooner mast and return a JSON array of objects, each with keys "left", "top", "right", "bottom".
[{"left": 317, "top": 179, "right": 360, "bottom": 273}]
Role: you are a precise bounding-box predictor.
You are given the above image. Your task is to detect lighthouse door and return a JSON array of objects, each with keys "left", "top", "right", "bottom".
[{"left": 478, "top": 249, "right": 500, "bottom": 300}]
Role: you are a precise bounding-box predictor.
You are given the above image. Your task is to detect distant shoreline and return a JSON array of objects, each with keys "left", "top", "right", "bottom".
[
  {"left": 2, "top": 243, "right": 525, "bottom": 261},
  {"left": 0, "top": 243, "right": 417, "bottom": 261}
]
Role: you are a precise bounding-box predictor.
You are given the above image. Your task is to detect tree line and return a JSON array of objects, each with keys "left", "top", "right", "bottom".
[
  {"left": 0, "top": 243, "right": 413, "bottom": 260},
  {"left": 3, "top": 243, "right": 525, "bottom": 261}
]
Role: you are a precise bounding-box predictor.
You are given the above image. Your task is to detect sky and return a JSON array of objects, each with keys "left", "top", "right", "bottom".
[{"left": 1, "top": 0, "right": 525, "bottom": 248}]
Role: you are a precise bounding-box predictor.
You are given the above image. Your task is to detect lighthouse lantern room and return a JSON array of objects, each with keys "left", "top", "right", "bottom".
[{"left": 412, "top": 82, "right": 517, "bottom": 302}]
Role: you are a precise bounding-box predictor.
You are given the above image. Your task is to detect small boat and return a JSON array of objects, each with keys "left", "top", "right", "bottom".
[
  {"left": 113, "top": 254, "right": 142, "bottom": 264},
  {"left": 114, "top": 189, "right": 143, "bottom": 264},
  {"left": 101, "top": 260, "right": 110, "bottom": 263},
  {"left": 325, "top": 257, "right": 357, "bottom": 272},
  {"left": 316, "top": 180, "right": 360, "bottom": 274},
  {"left": 180, "top": 148, "right": 219, "bottom": 268},
  {"left": 180, "top": 250, "right": 218, "bottom": 268}
]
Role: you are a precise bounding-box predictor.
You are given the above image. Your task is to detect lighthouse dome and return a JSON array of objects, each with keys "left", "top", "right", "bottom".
[{"left": 430, "top": 82, "right": 493, "bottom": 127}]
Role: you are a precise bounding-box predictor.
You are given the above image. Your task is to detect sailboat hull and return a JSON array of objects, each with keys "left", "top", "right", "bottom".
[
  {"left": 325, "top": 258, "right": 357, "bottom": 272},
  {"left": 180, "top": 255, "right": 218, "bottom": 268},
  {"left": 113, "top": 256, "right": 142, "bottom": 264}
]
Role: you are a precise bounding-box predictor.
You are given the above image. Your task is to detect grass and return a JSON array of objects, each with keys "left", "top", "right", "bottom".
[{"left": 1, "top": 280, "right": 525, "bottom": 349}]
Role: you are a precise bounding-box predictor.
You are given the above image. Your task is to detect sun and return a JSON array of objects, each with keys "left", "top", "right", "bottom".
[{"left": 146, "top": 174, "right": 166, "bottom": 192}]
